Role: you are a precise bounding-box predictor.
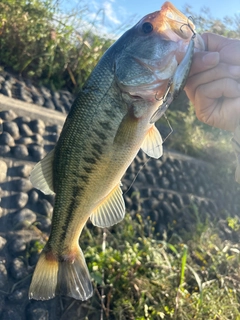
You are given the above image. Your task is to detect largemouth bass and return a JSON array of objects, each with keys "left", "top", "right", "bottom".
[{"left": 29, "top": 1, "right": 204, "bottom": 301}]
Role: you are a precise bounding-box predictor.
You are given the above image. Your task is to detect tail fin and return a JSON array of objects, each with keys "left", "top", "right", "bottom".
[
  {"left": 57, "top": 247, "right": 93, "bottom": 300},
  {"left": 29, "top": 246, "right": 93, "bottom": 301}
]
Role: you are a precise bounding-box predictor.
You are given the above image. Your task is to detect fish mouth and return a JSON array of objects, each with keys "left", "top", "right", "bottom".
[
  {"left": 157, "top": 2, "right": 205, "bottom": 51},
  {"left": 121, "top": 91, "right": 144, "bottom": 102},
  {"left": 127, "top": 93, "right": 142, "bottom": 100},
  {"left": 148, "top": 2, "right": 196, "bottom": 42},
  {"left": 156, "top": 2, "right": 205, "bottom": 61}
]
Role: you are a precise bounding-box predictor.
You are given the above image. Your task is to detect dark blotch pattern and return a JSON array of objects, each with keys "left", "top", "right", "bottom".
[
  {"left": 93, "top": 129, "right": 107, "bottom": 141},
  {"left": 104, "top": 109, "right": 115, "bottom": 119},
  {"left": 92, "top": 143, "right": 103, "bottom": 155},
  {"left": 83, "top": 167, "right": 92, "bottom": 174},
  {"left": 59, "top": 185, "right": 83, "bottom": 242},
  {"left": 91, "top": 151, "right": 100, "bottom": 160},
  {"left": 79, "top": 175, "right": 89, "bottom": 183},
  {"left": 83, "top": 157, "right": 96, "bottom": 164},
  {"left": 99, "top": 121, "right": 112, "bottom": 131}
]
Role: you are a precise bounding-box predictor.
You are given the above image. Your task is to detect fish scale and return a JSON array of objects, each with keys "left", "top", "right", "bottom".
[
  {"left": 49, "top": 74, "right": 126, "bottom": 251},
  {"left": 28, "top": 1, "right": 204, "bottom": 301}
]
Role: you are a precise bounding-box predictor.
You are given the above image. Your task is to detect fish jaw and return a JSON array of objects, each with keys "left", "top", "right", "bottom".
[
  {"left": 151, "top": 2, "right": 204, "bottom": 50},
  {"left": 156, "top": 2, "right": 205, "bottom": 59},
  {"left": 155, "top": 2, "right": 195, "bottom": 41}
]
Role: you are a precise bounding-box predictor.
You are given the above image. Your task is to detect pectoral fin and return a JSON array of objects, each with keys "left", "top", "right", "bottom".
[
  {"left": 141, "top": 125, "right": 163, "bottom": 159},
  {"left": 30, "top": 149, "right": 55, "bottom": 195},
  {"left": 90, "top": 184, "right": 125, "bottom": 227}
]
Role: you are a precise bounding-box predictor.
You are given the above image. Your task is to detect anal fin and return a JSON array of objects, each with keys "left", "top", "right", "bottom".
[
  {"left": 90, "top": 184, "right": 125, "bottom": 227},
  {"left": 141, "top": 125, "right": 163, "bottom": 159},
  {"left": 30, "top": 148, "right": 55, "bottom": 195}
]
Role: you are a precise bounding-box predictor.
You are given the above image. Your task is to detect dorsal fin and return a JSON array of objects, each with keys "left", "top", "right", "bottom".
[
  {"left": 30, "top": 149, "right": 55, "bottom": 195},
  {"left": 90, "top": 184, "right": 125, "bottom": 227},
  {"left": 141, "top": 125, "right": 163, "bottom": 159}
]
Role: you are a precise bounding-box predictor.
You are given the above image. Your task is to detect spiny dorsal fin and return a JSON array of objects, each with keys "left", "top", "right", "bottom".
[
  {"left": 30, "top": 148, "right": 55, "bottom": 195},
  {"left": 141, "top": 125, "right": 163, "bottom": 159},
  {"left": 90, "top": 184, "right": 125, "bottom": 227}
]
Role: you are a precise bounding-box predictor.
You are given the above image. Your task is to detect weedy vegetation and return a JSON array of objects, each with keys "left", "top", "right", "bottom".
[
  {"left": 57, "top": 212, "right": 239, "bottom": 320},
  {"left": 0, "top": 0, "right": 113, "bottom": 91}
]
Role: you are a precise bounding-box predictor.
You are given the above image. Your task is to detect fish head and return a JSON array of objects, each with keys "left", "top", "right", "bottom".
[{"left": 114, "top": 1, "right": 204, "bottom": 106}]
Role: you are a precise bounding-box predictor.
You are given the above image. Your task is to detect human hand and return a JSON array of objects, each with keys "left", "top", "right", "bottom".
[{"left": 185, "top": 33, "right": 240, "bottom": 132}]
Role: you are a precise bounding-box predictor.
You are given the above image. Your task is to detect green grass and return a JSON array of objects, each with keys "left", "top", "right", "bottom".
[
  {"left": 0, "top": 0, "right": 113, "bottom": 91},
  {"left": 66, "top": 213, "right": 240, "bottom": 320}
]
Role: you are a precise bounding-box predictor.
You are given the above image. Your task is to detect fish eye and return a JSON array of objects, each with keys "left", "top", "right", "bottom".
[{"left": 142, "top": 22, "right": 153, "bottom": 34}]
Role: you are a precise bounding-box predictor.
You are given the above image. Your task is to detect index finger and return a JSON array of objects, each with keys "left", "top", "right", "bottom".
[
  {"left": 201, "top": 33, "right": 230, "bottom": 52},
  {"left": 202, "top": 33, "right": 240, "bottom": 65},
  {"left": 188, "top": 51, "right": 220, "bottom": 77}
]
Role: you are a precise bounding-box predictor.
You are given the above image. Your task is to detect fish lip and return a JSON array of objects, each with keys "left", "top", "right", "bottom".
[
  {"left": 122, "top": 91, "right": 144, "bottom": 101},
  {"left": 127, "top": 93, "right": 142, "bottom": 100},
  {"left": 122, "top": 83, "right": 168, "bottom": 103}
]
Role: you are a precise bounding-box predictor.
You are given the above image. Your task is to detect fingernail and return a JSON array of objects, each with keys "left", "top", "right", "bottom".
[
  {"left": 202, "top": 52, "right": 219, "bottom": 66},
  {"left": 229, "top": 65, "right": 240, "bottom": 77}
]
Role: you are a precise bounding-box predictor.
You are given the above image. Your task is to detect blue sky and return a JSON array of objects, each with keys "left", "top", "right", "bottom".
[
  {"left": 93, "top": 0, "right": 240, "bottom": 20},
  {"left": 62, "top": 0, "right": 240, "bottom": 35}
]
